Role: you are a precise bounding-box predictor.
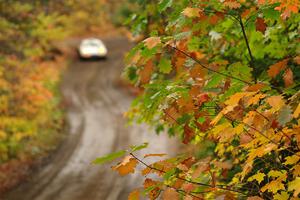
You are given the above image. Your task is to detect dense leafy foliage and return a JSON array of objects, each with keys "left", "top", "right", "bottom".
[
  {"left": 96, "top": 0, "right": 300, "bottom": 199},
  {"left": 0, "top": 0, "right": 111, "bottom": 192}
]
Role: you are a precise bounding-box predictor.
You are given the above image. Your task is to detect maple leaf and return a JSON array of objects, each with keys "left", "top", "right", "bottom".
[
  {"left": 284, "top": 155, "right": 300, "bottom": 165},
  {"left": 266, "top": 96, "right": 285, "bottom": 112},
  {"left": 255, "top": 17, "right": 267, "bottom": 34},
  {"left": 273, "top": 191, "right": 290, "bottom": 200},
  {"left": 261, "top": 175, "right": 286, "bottom": 194},
  {"left": 293, "top": 103, "right": 300, "bottom": 118},
  {"left": 139, "top": 60, "right": 154, "bottom": 84},
  {"left": 278, "top": 105, "right": 292, "bottom": 126},
  {"left": 248, "top": 172, "right": 266, "bottom": 184},
  {"left": 292, "top": 164, "right": 300, "bottom": 177},
  {"left": 225, "top": 92, "right": 255, "bottom": 106},
  {"left": 183, "top": 124, "right": 195, "bottom": 144},
  {"left": 223, "top": 0, "right": 241, "bottom": 9},
  {"left": 288, "top": 177, "right": 300, "bottom": 197},
  {"left": 283, "top": 68, "right": 294, "bottom": 87},
  {"left": 144, "top": 178, "right": 161, "bottom": 200},
  {"left": 268, "top": 170, "right": 286, "bottom": 178},
  {"left": 245, "top": 83, "right": 267, "bottom": 92},
  {"left": 267, "top": 59, "right": 289, "bottom": 78},
  {"left": 182, "top": 7, "right": 203, "bottom": 18},
  {"left": 128, "top": 189, "right": 140, "bottom": 200},
  {"left": 112, "top": 155, "right": 138, "bottom": 176},
  {"left": 158, "top": 57, "right": 173, "bottom": 74},
  {"left": 163, "top": 188, "right": 179, "bottom": 200},
  {"left": 144, "top": 37, "right": 161, "bottom": 49}
]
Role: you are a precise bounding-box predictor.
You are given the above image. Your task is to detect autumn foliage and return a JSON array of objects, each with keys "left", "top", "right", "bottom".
[
  {"left": 95, "top": 0, "right": 300, "bottom": 199},
  {"left": 0, "top": 0, "right": 112, "bottom": 192}
]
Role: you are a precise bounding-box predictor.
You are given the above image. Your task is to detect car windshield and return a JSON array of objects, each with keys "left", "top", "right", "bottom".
[{"left": 82, "top": 39, "right": 102, "bottom": 47}]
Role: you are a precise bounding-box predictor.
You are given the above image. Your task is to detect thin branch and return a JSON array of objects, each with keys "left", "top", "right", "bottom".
[
  {"left": 165, "top": 185, "right": 203, "bottom": 200},
  {"left": 164, "top": 43, "right": 252, "bottom": 85},
  {"left": 130, "top": 153, "right": 248, "bottom": 196},
  {"left": 238, "top": 15, "right": 255, "bottom": 70}
]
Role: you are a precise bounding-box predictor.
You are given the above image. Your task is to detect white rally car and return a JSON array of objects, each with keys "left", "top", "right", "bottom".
[{"left": 78, "top": 38, "right": 108, "bottom": 59}]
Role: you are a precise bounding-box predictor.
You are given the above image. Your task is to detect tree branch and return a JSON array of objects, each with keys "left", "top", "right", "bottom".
[
  {"left": 164, "top": 43, "right": 252, "bottom": 85},
  {"left": 130, "top": 153, "right": 247, "bottom": 196},
  {"left": 238, "top": 15, "right": 256, "bottom": 81}
]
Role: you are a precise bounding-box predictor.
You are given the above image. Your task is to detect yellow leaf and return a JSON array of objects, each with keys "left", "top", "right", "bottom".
[
  {"left": 210, "top": 112, "right": 223, "bottom": 126},
  {"left": 144, "top": 153, "right": 166, "bottom": 158},
  {"left": 163, "top": 188, "right": 179, "bottom": 200},
  {"left": 268, "top": 170, "right": 286, "bottom": 178},
  {"left": 284, "top": 155, "right": 300, "bottom": 165},
  {"left": 182, "top": 7, "right": 203, "bottom": 18},
  {"left": 246, "top": 93, "right": 266, "bottom": 106},
  {"left": 274, "top": 191, "right": 290, "bottom": 200},
  {"left": 261, "top": 177, "right": 285, "bottom": 194},
  {"left": 266, "top": 96, "right": 285, "bottom": 112},
  {"left": 293, "top": 103, "right": 300, "bottom": 118},
  {"left": 143, "top": 37, "right": 161, "bottom": 49},
  {"left": 141, "top": 167, "right": 152, "bottom": 176},
  {"left": 234, "top": 124, "right": 244, "bottom": 135},
  {"left": 225, "top": 92, "right": 253, "bottom": 106},
  {"left": 248, "top": 172, "right": 265, "bottom": 184},
  {"left": 288, "top": 177, "right": 300, "bottom": 197},
  {"left": 292, "top": 164, "right": 300, "bottom": 177},
  {"left": 112, "top": 156, "right": 138, "bottom": 176},
  {"left": 128, "top": 190, "right": 140, "bottom": 200}
]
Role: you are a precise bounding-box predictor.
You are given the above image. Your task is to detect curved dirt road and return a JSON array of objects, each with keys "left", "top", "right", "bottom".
[{"left": 5, "top": 37, "right": 178, "bottom": 200}]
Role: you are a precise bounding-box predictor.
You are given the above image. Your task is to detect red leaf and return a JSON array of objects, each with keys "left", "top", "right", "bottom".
[
  {"left": 256, "top": 17, "right": 267, "bottom": 34},
  {"left": 267, "top": 59, "right": 289, "bottom": 78},
  {"left": 283, "top": 68, "right": 294, "bottom": 87}
]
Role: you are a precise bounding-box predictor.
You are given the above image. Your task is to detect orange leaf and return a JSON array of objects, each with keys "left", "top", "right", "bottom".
[
  {"left": 182, "top": 7, "right": 203, "bottom": 18},
  {"left": 293, "top": 103, "right": 300, "bottom": 118},
  {"left": 128, "top": 190, "right": 140, "bottom": 200},
  {"left": 266, "top": 95, "right": 285, "bottom": 112},
  {"left": 245, "top": 83, "right": 267, "bottom": 92},
  {"left": 255, "top": 17, "right": 267, "bottom": 34},
  {"left": 163, "top": 188, "right": 179, "bottom": 200},
  {"left": 144, "top": 37, "right": 161, "bottom": 49},
  {"left": 144, "top": 153, "right": 166, "bottom": 158},
  {"left": 283, "top": 68, "right": 294, "bottom": 87},
  {"left": 224, "top": 0, "right": 241, "bottom": 8},
  {"left": 112, "top": 156, "right": 138, "bottom": 176},
  {"left": 267, "top": 59, "right": 289, "bottom": 78},
  {"left": 139, "top": 60, "right": 154, "bottom": 84},
  {"left": 144, "top": 178, "right": 161, "bottom": 200},
  {"left": 141, "top": 167, "right": 152, "bottom": 176}
]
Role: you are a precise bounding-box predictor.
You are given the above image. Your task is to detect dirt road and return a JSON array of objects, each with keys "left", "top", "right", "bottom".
[{"left": 5, "top": 37, "right": 178, "bottom": 200}]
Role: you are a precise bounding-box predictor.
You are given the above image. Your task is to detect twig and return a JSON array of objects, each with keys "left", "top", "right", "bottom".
[
  {"left": 164, "top": 43, "right": 252, "bottom": 85},
  {"left": 130, "top": 153, "right": 248, "bottom": 196}
]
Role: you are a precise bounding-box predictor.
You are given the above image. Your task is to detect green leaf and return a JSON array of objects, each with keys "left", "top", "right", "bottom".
[
  {"left": 163, "top": 168, "right": 177, "bottom": 180},
  {"left": 158, "top": 0, "right": 173, "bottom": 12},
  {"left": 93, "top": 150, "right": 126, "bottom": 165},
  {"left": 130, "top": 142, "right": 149, "bottom": 152},
  {"left": 158, "top": 58, "right": 173, "bottom": 74}
]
